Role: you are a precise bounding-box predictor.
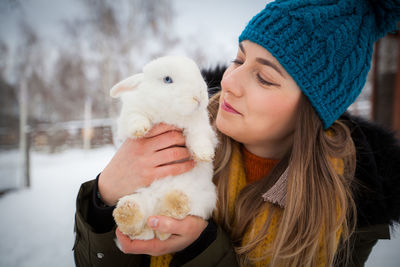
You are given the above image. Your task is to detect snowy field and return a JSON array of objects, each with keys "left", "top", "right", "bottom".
[
  {"left": 0, "top": 147, "right": 399, "bottom": 267},
  {"left": 0, "top": 146, "right": 115, "bottom": 267}
]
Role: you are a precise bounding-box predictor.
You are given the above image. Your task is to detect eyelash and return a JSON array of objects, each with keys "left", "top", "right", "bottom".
[
  {"left": 256, "top": 74, "right": 275, "bottom": 86},
  {"left": 232, "top": 59, "right": 243, "bottom": 65},
  {"left": 232, "top": 58, "right": 274, "bottom": 86}
]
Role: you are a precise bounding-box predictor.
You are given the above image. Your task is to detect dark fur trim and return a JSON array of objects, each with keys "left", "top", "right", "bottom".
[
  {"left": 341, "top": 113, "right": 400, "bottom": 227},
  {"left": 202, "top": 66, "right": 400, "bottom": 228},
  {"left": 201, "top": 65, "right": 226, "bottom": 97}
]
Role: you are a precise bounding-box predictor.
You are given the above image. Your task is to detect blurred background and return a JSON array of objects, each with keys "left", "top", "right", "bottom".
[{"left": 0, "top": 0, "right": 399, "bottom": 266}]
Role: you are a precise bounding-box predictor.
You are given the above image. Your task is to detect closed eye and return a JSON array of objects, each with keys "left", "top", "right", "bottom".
[
  {"left": 232, "top": 59, "right": 243, "bottom": 65},
  {"left": 257, "top": 74, "right": 278, "bottom": 87},
  {"left": 232, "top": 57, "right": 280, "bottom": 87}
]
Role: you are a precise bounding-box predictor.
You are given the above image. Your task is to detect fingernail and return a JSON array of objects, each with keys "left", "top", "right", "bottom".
[{"left": 149, "top": 217, "right": 159, "bottom": 228}]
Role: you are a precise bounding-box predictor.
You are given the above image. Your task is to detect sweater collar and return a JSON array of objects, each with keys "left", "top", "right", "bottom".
[
  {"left": 261, "top": 168, "right": 288, "bottom": 208},
  {"left": 240, "top": 144, "right": 288, "bottom": 207},
  {"left": 261, "top": 155, "right": 345, "bottom": 208},
  {"left": 229, "top": 142, "right": 289, "bottom": 208}
]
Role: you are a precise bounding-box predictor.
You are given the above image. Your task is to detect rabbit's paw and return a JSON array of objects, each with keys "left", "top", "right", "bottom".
[
  {"left": 155, "top": 190, "right": 190, "bottom": 241},
  {"left": 113, "top": 196, "right": 145, "bottom": 238},
  {"left": 159, "top": 190, "right": 190, "bottom": 219},
  {"left": 192, "top": 143, "right": 214, "bottom": 162},
  {"left": 128, "top": 117, "right": 151, "bottom": 138},
  {"left": 133, "top": 224, "right": 155, "bottom": 240}
]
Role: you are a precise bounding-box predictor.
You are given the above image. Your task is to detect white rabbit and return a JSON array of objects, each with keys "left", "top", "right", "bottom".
[{"left": 111, "top": 56, "right": 218, "bottom": 241}]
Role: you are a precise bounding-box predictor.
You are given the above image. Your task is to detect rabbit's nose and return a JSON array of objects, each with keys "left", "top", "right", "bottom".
[{"left": 192, "top": 96, "right": 201, "bottom": 109}]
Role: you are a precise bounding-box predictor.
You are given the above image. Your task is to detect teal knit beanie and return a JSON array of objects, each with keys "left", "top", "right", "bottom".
[{"left": 239, "top": 0, "right": 400, "bottom": 128}]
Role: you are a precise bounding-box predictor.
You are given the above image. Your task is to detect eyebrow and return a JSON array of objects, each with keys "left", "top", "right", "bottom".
[
  {"left": 256, "top": 58, "right": 284, "bottom": 77},
  {"left": 239, "top": 43, "right": 284, "bottom": 78}
]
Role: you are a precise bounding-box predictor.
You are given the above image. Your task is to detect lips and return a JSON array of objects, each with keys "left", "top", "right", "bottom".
[{"left": 221, "top": 100, "right": 241, "bottom": 115}]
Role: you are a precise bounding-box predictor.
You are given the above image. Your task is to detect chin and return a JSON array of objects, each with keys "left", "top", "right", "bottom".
[{"left": 216, "top": 110, "right": 238, "bottom": 140}]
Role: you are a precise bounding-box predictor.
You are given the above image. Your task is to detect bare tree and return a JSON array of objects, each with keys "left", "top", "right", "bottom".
[
  {"left": 2, "top": 0, "right": 179, "bottom": 148},
  {"left": 0, "top": 41, "right": 18, "bottom": 132},
  {"left": 73, "top": 0, "right": 177, "bottom": 118},
  {"left": 52, "top": 51, "right": 87, "bottom": 121},
  {"left": 0, "top": 41, "right": 8, "bottom": 78},
  {"left": 372, "top": 35, "right": 399, "bottom": 129}
]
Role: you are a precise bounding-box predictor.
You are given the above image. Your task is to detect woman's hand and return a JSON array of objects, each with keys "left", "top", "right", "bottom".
[
  {"left": 98, "top": 123, "right": 195, "bottom": 206},
  {"left": 115, "top": 215, "right": 208, "bottom": 256}
]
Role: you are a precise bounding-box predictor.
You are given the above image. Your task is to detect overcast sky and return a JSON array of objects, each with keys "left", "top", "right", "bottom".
[{"left": 0, "top": 0, "right": 269, "bottom": 65}]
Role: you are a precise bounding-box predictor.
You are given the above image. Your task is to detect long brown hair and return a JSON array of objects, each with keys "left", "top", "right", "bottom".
[{"left": 209, "top": 91, "right": 356, "bottom": 266}]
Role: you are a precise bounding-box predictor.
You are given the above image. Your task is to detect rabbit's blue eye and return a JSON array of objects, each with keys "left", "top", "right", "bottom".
[{"left": 163, "top": 76, "right": 173, "bottom": 84}]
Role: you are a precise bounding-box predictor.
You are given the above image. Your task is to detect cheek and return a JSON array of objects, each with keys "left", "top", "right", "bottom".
[{"left": 246, "top": 92, "right": 300, "bottom": 137}]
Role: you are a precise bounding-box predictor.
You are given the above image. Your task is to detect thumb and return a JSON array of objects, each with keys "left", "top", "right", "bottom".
[{"left": 147, "top": 215, "right": 182, "bottom": 234}]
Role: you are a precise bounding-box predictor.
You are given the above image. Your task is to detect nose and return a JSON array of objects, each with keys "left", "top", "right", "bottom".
[
  {"left": 193, "top": 96, "right": 200, "bottom": 105},
  {"left": 221, "top": 65, "right": 245, "bottom": 97},
  {"left": 192, "top": 88, "right": 207, "bottom": 108}
]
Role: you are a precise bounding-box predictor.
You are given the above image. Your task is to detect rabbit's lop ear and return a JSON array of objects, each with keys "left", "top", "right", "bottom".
[{"left": 110, "top": 73, "right": 144, "bottom": 98}]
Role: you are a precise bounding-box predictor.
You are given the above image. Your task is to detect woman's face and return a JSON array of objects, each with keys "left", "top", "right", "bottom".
[{"left": 216, "top": 41, "right": 302, "bottom": 158}]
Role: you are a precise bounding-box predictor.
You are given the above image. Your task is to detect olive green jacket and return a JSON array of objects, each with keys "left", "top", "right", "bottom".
[{"left": 73, "top": 179, "right": 238, "bottom": 267}]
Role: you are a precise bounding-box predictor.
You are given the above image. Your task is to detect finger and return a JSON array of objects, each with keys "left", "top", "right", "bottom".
[
  {"left": 144, "top": 123, "right": 181, "bottom": 138},
  {"left": 147, "top": 216, "right": 182, "bottom": 235},
  {"left": 148, "top": 215, "right": 198, "bottom": 236},
  {"left": 153, "top": 159, "right": 195, "bottom": 179},
  {"left": 128, "top": 238, "right": 176, "bottom": 256},
  {"left": 115, "top": 228, "right": 136, "bottom": 254},
  {"left": 115, "top": 228, "right": 171, "bottom": 256},
  {"left": 153, "top": 147, "right": 192, "bottom": 166},
  {"left": 146, "top": 130, "right": 186, "bottom": 152}
]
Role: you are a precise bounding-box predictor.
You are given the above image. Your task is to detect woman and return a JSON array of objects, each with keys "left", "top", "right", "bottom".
[{"left": 74, "top": 0, "right": 400, "bottom": 266}]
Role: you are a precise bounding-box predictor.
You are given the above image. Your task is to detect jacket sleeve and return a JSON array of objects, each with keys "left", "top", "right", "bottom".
[
  {"left": 177, "top": 224, "right": 239, "bottom": 267},
  {"left": 73, "top": 179, "right": 147, "bottom": 267}
]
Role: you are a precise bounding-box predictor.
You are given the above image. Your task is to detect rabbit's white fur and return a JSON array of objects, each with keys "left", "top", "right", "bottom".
[{"left": 111, "top": 56, "right": 218, "bottom": 241}]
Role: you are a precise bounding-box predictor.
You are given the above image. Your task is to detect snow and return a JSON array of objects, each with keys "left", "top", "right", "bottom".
[
  {"left": 0, "top": 146, "right": 399, "bottom": 266},
  {"left": 366, "top": 231, "right": 400, "bottom": 267},
  {"left": 0, "top": 146, "right": 115, "bottom": 267},
  {"left": 0, "top": 150, "right": 20, "bottom": 190}
]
